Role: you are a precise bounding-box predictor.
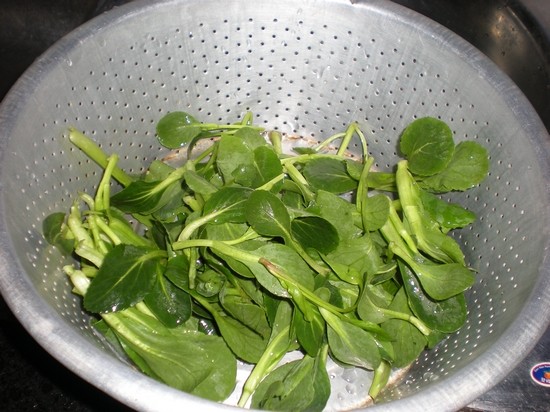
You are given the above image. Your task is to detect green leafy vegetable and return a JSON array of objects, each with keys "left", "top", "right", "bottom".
[
  {"left": 251, "top": 345, "right": 330, "bottom": 411},
  {"left": 302, "top": 157, "right": 358, "bottom": 194},
  {"left": 290, "top": 216, "right": 339, "bottom": 254},
  {"left": 84, "top": 244, "right": 166, "bottom": 313},
  {"left": 102, "top": 307, "right": 237, "bottom": 401},
  {"left": 44, "top": 112, "right": 489, "bottom": 411},
  {"left": 421, "top": 140, "right": 490, "bottom": 191},
  {"left": 399, "top": 117, "right": 454, "bottom": 176}
]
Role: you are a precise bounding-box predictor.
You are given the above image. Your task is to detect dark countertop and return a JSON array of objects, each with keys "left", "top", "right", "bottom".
[{"left": 0, "top": 1, "right": 549, "bottom": 411}]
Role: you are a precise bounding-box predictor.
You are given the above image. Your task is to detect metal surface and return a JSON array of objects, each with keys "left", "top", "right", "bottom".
[
  {"left": 392, "top": 0, "right": 550, "bottom": 133},
  {"left": 0, "top": 0, "right": 549, "bottom": 411}
]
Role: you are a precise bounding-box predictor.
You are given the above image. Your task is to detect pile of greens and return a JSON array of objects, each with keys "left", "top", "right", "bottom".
[{"left": 43, "top": 112, "right": 489, "bottom": 410}]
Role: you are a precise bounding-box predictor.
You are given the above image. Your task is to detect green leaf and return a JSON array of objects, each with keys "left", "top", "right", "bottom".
[
  {"left": 361, "top": 194, "right": 391, "bottom": 231},
  {"left": 84, "top": 245, "right": 165, "bottom": 313},
  {"left": 144, "top": 159, "right": 176, "bottom": 181},
  {"left": 102, "top": 308, "right": 236, "bottom": 401},
  {"left": 110, "top": 180, "right": 180, "bottom": 215},
  {"left": 413, "top": 260, "right": 475, "bottom": 301},
  {"left": 202, "top": 186, "right": 252, "bottom": 224},
  {"left": 238, "top": 323, "right": 294, "bottom": 408},
  {"left": 310, "top": 190, "right": 362, "bottom": 240},
  {"left": 290, "top": 216, "right": 339, "bottom": 254},
  {"left": 324, "top": 235, "right": 385, "bottom": 281},
  {"left": 366, "top": 172, "right": 397, "bottom": 192},
  {"left": 392, "top": 245, "right": 475, "bottom": 301},
  {"left": 216, "top": 134, "right": 254, "bottom": 183},
  {"left": 302, "top": 157, "right": 358, "bottom": 194},
  {"left": 212, "top": 240, "right": 265, "bottom": 280},
  {"left": 396, "top": 160, "right": 465, "bottom": 264},
  {"left": 322, "top": 257, "right": 362, "bottom": 285},
  {"left": 399, "top": 261, "right": 467, "bottom": 333},
  {"left": 183, "top": 169, "right": 218, "bottom": 197},
  {"left": 233, "top": 145, "right": 283, "bottom": 189},
  {"left": 207, "top": 307, "right": 269, "bottom": 364},
  {"left": 357, "top": 284, "right": 394, "bottom": 324},
  {"left": 293, "top": 303, "right": 325, "bottom": 357},
  {"left": 320, "top": 308, "right": 382, "bottom": 370},
  {"left": 246, "top": 190, "right": 291, "bottom": 238},
  {"left": 162, "top": 254, "right": 191, "bottom": 291},
  {"left": 42, "top": 212, "right": 74, "bottom": 255},
  {"left": 381, "top": 288, "right": 427, "bottom": 368},
  {"left": 251, "top": 348, "right": 330, "bottom": 412},
  {"left": 233, "top": 126, "right": 268, "bottom": 150},
  {"left": 143, "top": 274, "right": 192, "bottom": 328},
  {"left": 108, "top": 208, "right": 154, "bottom": 247},
  {"left": 292, "top": 146, "right": 317, "bottom": 155},
  {"left": 205, "top": 221, "right": 249, "bottom": 241},
  {"left": 421, "top": 140, "right": 490, "bottom": 191},
  {"left": 418, "top": 189, "right": 476, "bottom": 231},
  {"left": 220, "top": 285, "right": 271, "bottom": 339},
  {"left": 400, "top": 117, "right": 455, "bottom": 176},
  {"left": 245, "top": 243, "right": 316, "bottom": 298},
  {"left": 156, "top": 111, "right": 202, "bottom": 149},
  {"left": 195, "top": 268, "right": 225, "bottom": 297},
  {"left": 345, "top": 159, "right": 364, "bottom": 181}
]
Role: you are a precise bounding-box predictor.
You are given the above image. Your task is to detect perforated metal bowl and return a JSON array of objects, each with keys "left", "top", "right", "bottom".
[{"left": 0, "top": 0, "right": 549, "bottom": 411}]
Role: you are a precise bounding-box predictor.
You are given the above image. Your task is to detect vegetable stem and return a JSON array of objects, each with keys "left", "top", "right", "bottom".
[
  {"left": 68, "top": 128, "right": 133, "bottom": 187},
  {"left": 237, "top": 325, "right": 291, "bottom": 407},
  {"left": 283, "top": 162, "right": 315, "bottom": 203},
  {"left": 369, "top": 360, "right": 391, "bottom": 399},
  {"left": 260, "top": 258, "right": 347, "bottom": 315},
  {"left": 268, "top": 131, "right": 283, "bottom": 155}
]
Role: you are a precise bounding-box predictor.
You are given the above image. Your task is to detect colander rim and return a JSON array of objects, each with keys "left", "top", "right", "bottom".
[{"left": 0, "top": 0, "right": 549, "bottom": 411}]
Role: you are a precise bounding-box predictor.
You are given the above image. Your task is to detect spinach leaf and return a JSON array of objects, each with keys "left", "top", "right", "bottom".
[
  {"left": 202, "top": 186, "right": 252, "bottom": 224},
  {"left": 183, "top": 169, "right": 219, "bottom": 198},
  {"left": 302, "top": 157, "right": 358, "bottom": 194},
  {"left": 357, "top": 284, "right": 394, "bottom": 324},
  {"left": 310, "top": 190, "right": 362, "bottom": 240},
  {"left": 156, "top": 111, "right": 203, "bottom": 149},
  {"left": 195, "top": 268, "right": 225, "bottom": 297},
  {"left": 162, "top": 254, "right": 191, "bottom": 291},
  {"left": 324, "top": 235, "right": 385, "bottom": 282},
  {"left": 245, "top": 189, "right": 291, "bottom": 238},
  {"left": 110, "top": 180, "right": 177, "bottom": 214},
  {"left": 216, "top": 133, "right": 254, "bottom": 184},
  {"left": 102, "top": 308, "right": 236, "bottom": 401},
  {"left": 220, "top": 284, "right": 271, "bottom": 339},
  {"left": 84, "top": 244, "right": 165, "bottom": 313},
  {"left": 209, "top": 310, "right": 269, "bottom": 364},
  {"left": 399, "top": 117, "right": 455, "bottom": 176},
  {"left": 250, "top": 243, "right": 316, "bottom": 295},
  {"left": 381, "top": 288, "right": 427, "bottom": 368},
  {"left": 251, "top": 346, "right": 330, "bottom": 412},
  {"left": 293, "top": 302, "right": 325, "bottom": 357},
  {"left": 233, "top": 126, "right": 268, "bottom": 150},
  {"left": 361, "top": 193, "right": 391, "bottom": 231},
  {"left": 290, "top": 216, "right": 339, "bottom": 254},
  {"left": 419, "top": 189, "right": 476, "bottom": 231},
  {"left": 399, "top": 261, "right": 467, "bottom": 333},
  {"left": 42, "top": 212, "right": 74, "bottom": 255},
  {"left": 143, "top": 273, "right": 192, "bottom": 328},
  {"left": 421, "top": 140, "right": 490, "bottom": 191},
  {"left": 320, "top": 308, "right": 382, "bottom": 370},
  {"left": 233, "top": 145, "right": 283, "bottom": 189},
  {"left": 396, "top": 160, "right": 466, "bottom": 264},
  {"left": 391, "top": 244, "right": 475, "bottom": 301},
  {"left": 238, "top": 323, "right": 293, "bottom": 408},
  {"left": 177, "top": 186, "right": 252, "bottom": 241}
]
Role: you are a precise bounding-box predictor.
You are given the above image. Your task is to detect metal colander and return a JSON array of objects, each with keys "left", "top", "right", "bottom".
[{"left": 0, "top": 0, "right": 549, "bottom": 411}]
